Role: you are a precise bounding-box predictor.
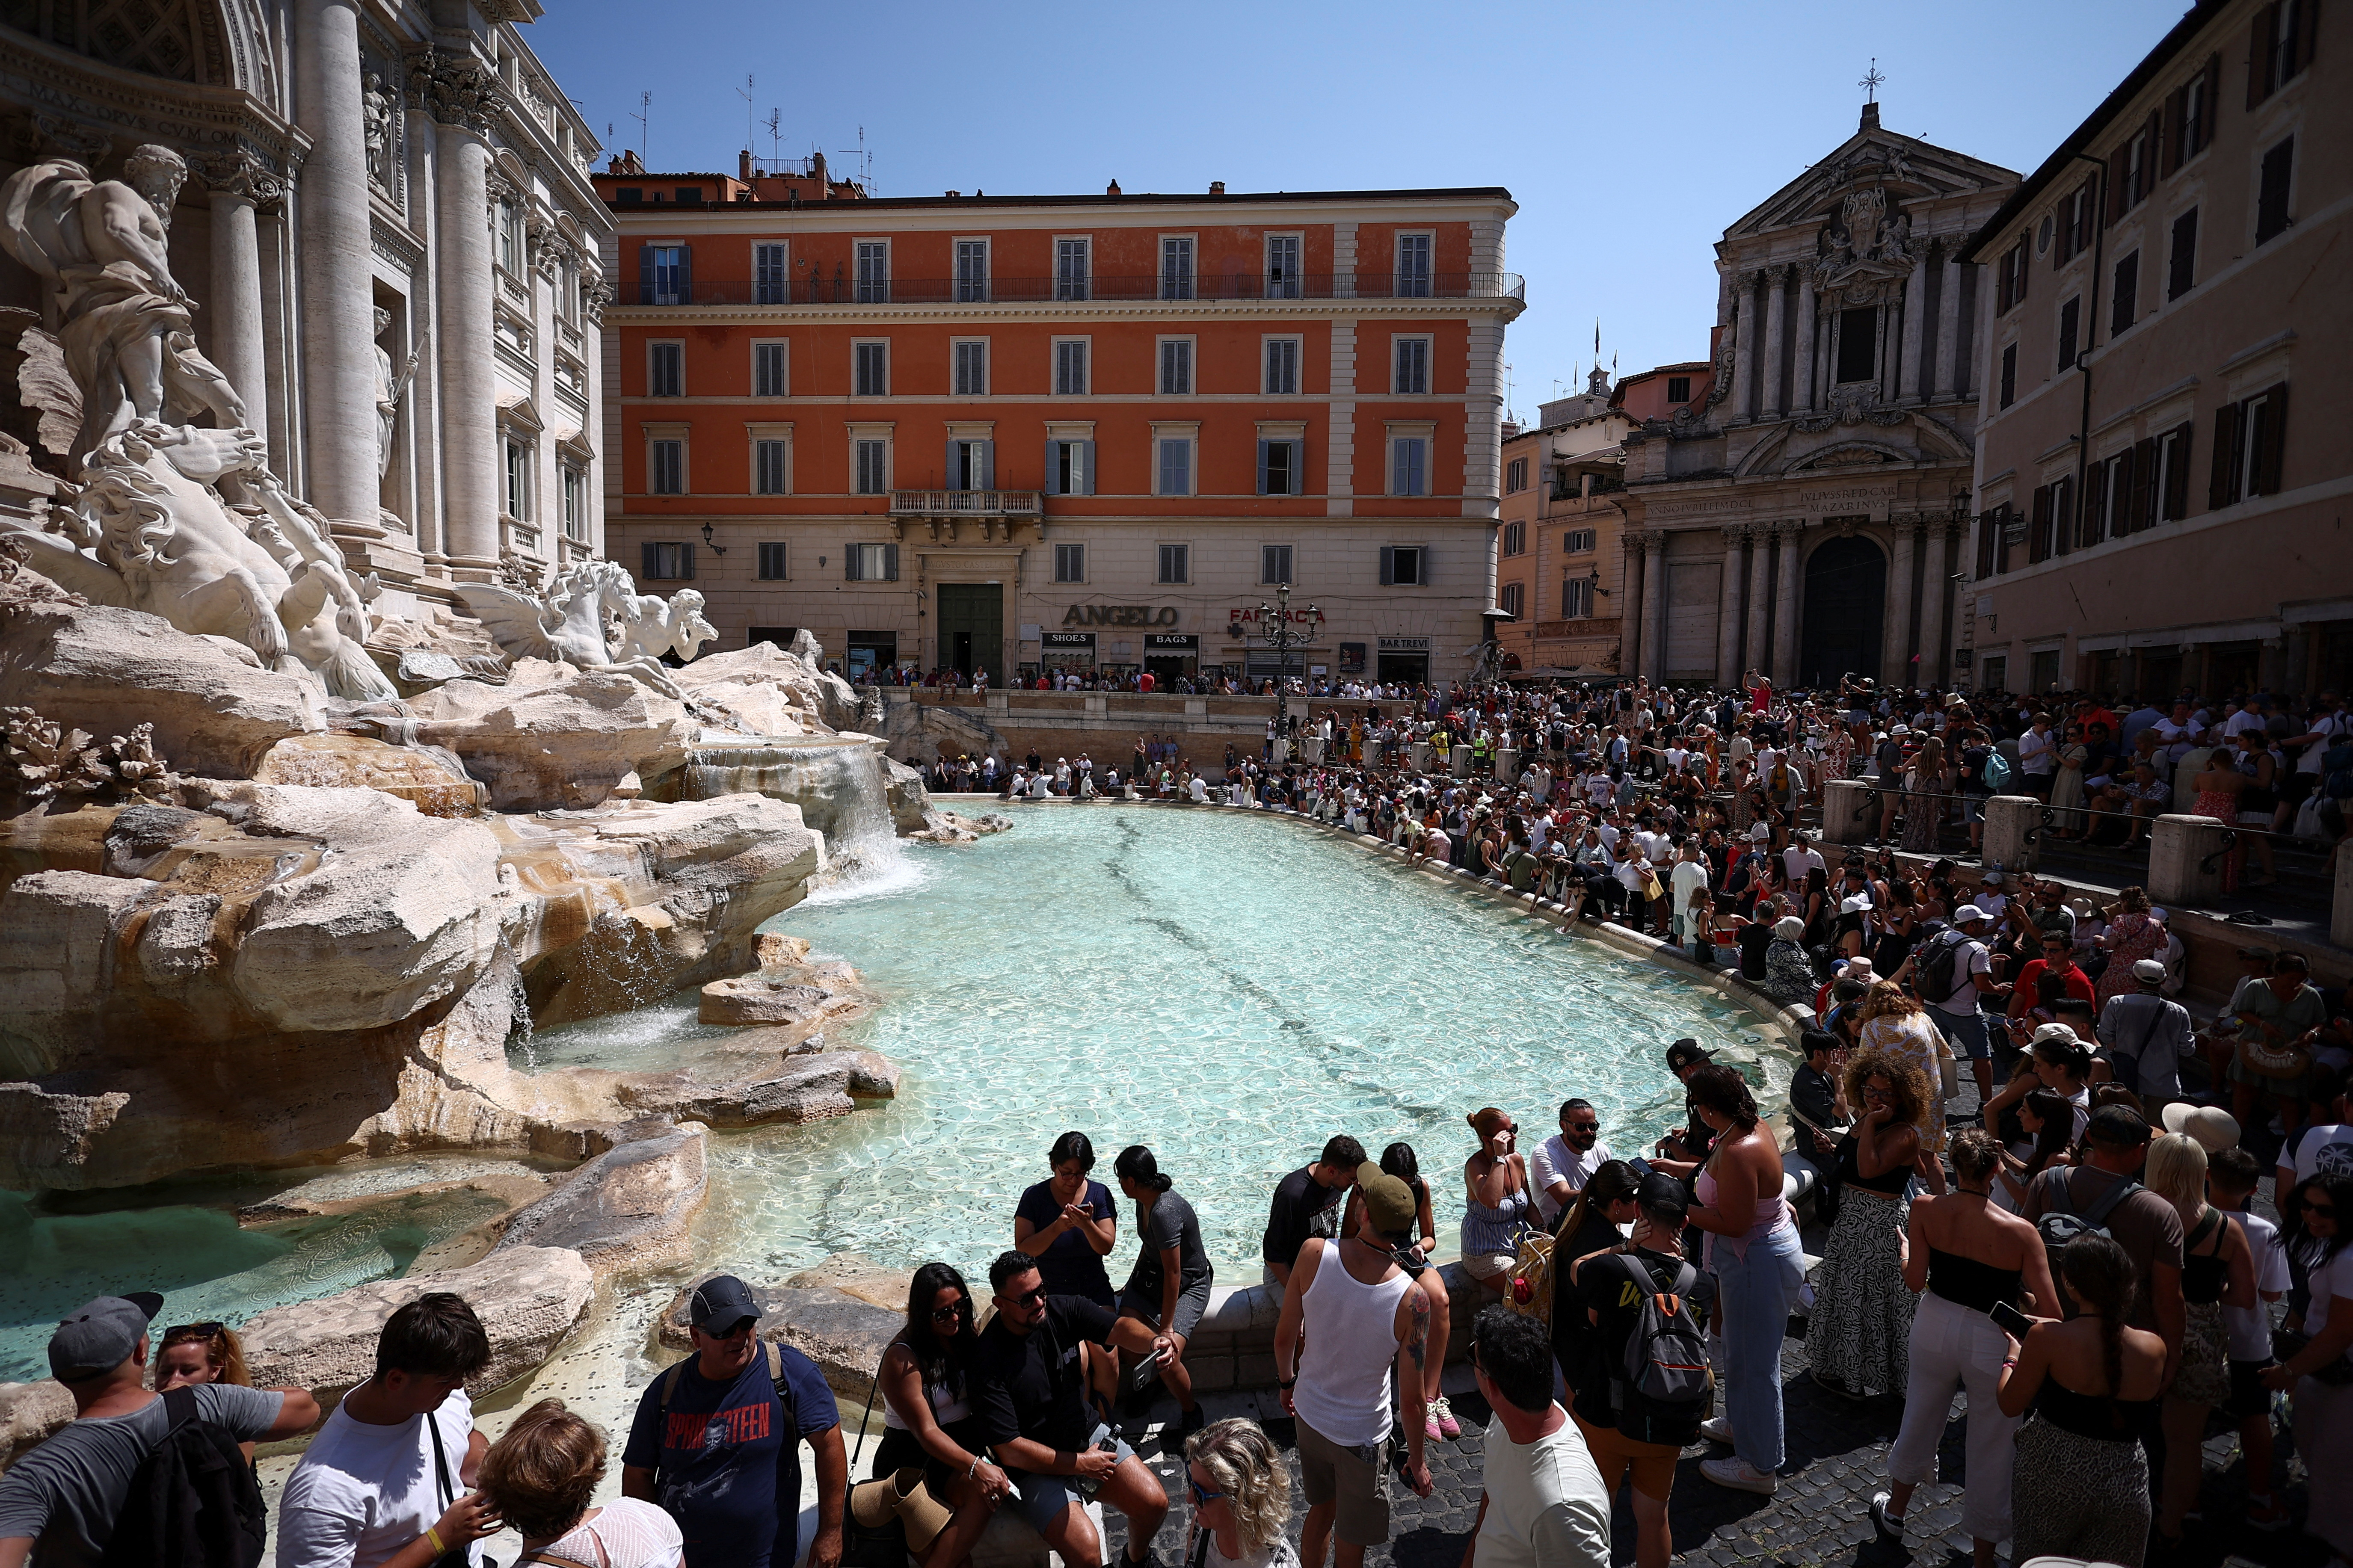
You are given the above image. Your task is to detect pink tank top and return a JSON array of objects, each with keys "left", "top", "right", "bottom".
[{"left": 1696, "top": 1160, "right": 1792, "bottom": 1266}]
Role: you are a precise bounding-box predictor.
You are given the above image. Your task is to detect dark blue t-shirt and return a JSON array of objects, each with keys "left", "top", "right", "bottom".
[
  {"left": 623, "top": 1345, "right": 840, "bottom": 1568},
  {"left": 1015, "top": 1178, "right": 1117, "bottom": 1305}
]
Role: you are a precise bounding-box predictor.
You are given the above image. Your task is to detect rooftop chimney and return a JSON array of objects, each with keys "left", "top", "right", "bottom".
[
  {"left": 739, "top": 149, "right": 753, "bottom": 180},
  {"left": 1106, "top": 179, "right": 1121, "bottom": 196},
  {"left": 1209, "top": 180, "right": 1225, "bottom": 195},
  {"left": 945, "top": 190, "right": 960, "bottom": 198}
]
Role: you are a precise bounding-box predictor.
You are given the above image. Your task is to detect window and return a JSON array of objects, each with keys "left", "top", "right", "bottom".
[
  {"left": 1396, "top": 233, "right": 1432, "bottom": 298},
  {"left": 1563, "top": 527, "right": 1596, "bottom": 553},
  {"left": 1156, "top": 543, "right": 1188, "bottom": 584},
  {"left": 753, "top": 341, "right": 788, "bottom": 398},
  {"left": 1505, "top": 457, "right": 1528, "bottom": 494},
  {"left": 1835, "top": 307, "right": 1878, "bottom": 383},
  {"left": 755, "top": 438, "right": 789, "bottom": 495},
  {"left": 2055, "top": 181, "right": 2094, "bottom": 264},
  {"left": 1156, "top": 437, "right": 1193, "bottom": 497},
  {"left": 1158, "top": 338, "right": 1193, "bottom": 396},
  {"left": 2168, "top": 209, "right": 2199, "bottom": 300},
  {"left": 1665, "top": 376, "right": 1692, "bottom": 403},
  {"left": 617, "top": 187, "right": 643, "bottom": 205},
  {"left": 1264, "top": 337, "right": 1299, "bottom": 396},
  {"left": 649, "top": 438, "right": 683, "bottom": 494},
  {"left": 844, "top": 542, "right": 899, "bottom": 581},
  {"left": 853, "top": 438, "right": 889, "bottom": 495},
  {"left": 674, "top": 186, "right": 700, "bottom": 205},
  {"left": 2155, "top": 421, "right": 2195, "bottom": 521},
  {"left": 1501, "top": 521, "right": 1525, "bottom": 556},
  {"left": 1390, "top": 436, "right": 1428, "bottom": 497},
  {"left": 1054, "top": 340, "right": 1089, "bottom": 396},
  {"left": 641, "top": 541, "right": 694, "bottom": 580},
  {"left": 560, "top": 465, "right": 584, "bottom": 540},
  {"left": 1046, "top": 440, "right": 1093, "bottom": 496},
  {"left": 648, "top": 341, "right": 683, "bottom": 397},
  {"left": 952, "top": 340, "right": 989, "bottom": 397},
  {"left": 1266, "top": 235, "right": 1301, "bottom": 299},
  {"left": 2111, "top": 251, "right": 2139, "bottom": 335},
  {"left": 2210, "top": 382, "right": 2289, "bottom": 508},
  {"left": 496, "top": 199, "right": 522, "bottom": 274},
  {"left": 1393, "top": 336, "right": 1430, "bottom": 394},
  {"left": 757, "top": 541, "right": 788, "bottom": 580},
  {"left": 1160, "top": 237, "right": 1194, "bottom": 300},
  {"left": 2122, "top": 130, "right": 2151, "bottom": 216},
  {"left": 947, "top": 438, "right": 992, "bottom": 491},
  {"left": 954, "top": 239, "right": 988, "bottom": 303},
  {"left": 1379, "top": 545, "right": 1426, "bottom": 586},
  {"left": 1561, "top": 573, "right": 1594, "bottom": 619},
  {"left": 2028, "top": 479, "right": 2072, "bottom": 562},
  {"left": 1257, "top": 437, "right": 1302, "bottom": 496},
  {"left": 2165, "top": 60, "right": 2216, "bottom": 173},
  {"left": 2249, "top": 0, "right": 2315, "bottom": 105},
  {"left": 1262, "top": 544, "right": 1293, "bottom": 585},
  {"left": 1997, "top": 237, "right": 2030, "bottom": 314},
  {"left": 503, "top": 438, "right": 530, "bottom": 519},
  {"left": 755, "top": 243, "right": 788, "bottom": 305},
  {"left": 1498, "top": 581, "right": 1524, "bottom": 618},
  {"left": 2256, "top": 136, "right": 2294, "bottom": 244},
  {"left": 1999, "top": 343, "right": 2018, "bottom": 408},
  {"left": 2057, "top": 296, "right": 2080, "bottom": 372},
  {"left": 1055, "top": 237, "right": 1091, "bottom": 301},
  {"left": 1053, "top": 543, "right": 1085, "bottom": 583},
  {"left": 853, "top": 340, "right": 888, "bottom": 397},
  {"left": 643, "top": 244, "right": 689, "bottom": 305},
  {"left": 854, "top": 240, "right": 889, "bottom": 303}
]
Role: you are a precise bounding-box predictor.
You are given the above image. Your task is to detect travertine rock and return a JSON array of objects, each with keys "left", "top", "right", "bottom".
[
  {"left": 409, "top": 661, "right": 694, "bottom": 810},
  {"left": 672, "top": 642, "right": 856, "bottom": 737},
  {"left": 239, "top": 1245, "right": 593, "bottom": 1409},
  {"left": 697, "top": 941, "right": 874, "bottom": 1027},
  {"left": 494, "top": 1118, "right": 708, "bottom": 1272},
  {"left": 882, "top": 756, "right": 931, "bottom": 834},
  {"left": 623, "top": 1050, "right": 899, "bottom": 1126},
  {"left": 655, "top": 1277, "right": 899, "bottom": 1405},
  {"left": 0, "top": 1379, "right": 75, "bottom": 1468},
  {"left": 0, "top": 599, "right": 324, "bottom": 778},
  {"left": 255, "top": 732, "right": 485, "bottom": 816}
]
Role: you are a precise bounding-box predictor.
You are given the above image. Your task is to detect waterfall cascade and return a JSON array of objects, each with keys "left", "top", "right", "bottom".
[{"left": 677, "top": 734, "right": 918, "bottom": 898}]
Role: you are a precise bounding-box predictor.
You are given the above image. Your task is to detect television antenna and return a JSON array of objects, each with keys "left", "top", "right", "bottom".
[
  {"left": 737, "top": 75, "right": 754, "bottom": 164},
  {"left": 630, "top": 91, "right": 650, "bottom": 164},
  {"left": 836, "top": 126, "right": 874, "bottom": 192},
  {"left": 764, "top": 109, "right": 782, "bottom": 172}
]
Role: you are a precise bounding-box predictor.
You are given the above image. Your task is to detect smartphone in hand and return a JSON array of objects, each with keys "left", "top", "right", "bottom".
[
  {"left": 1627, "top": 1157, "right": 1654, "bottom": 1180},
  {"left": 1989, "top": 1300, "right": 2033, "bottom": 1340}
]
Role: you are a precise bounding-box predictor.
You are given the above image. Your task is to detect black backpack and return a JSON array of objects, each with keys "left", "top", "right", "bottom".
[
  {"left": 1915, "top": 931, "right": 1969, "bottom": 1006},
  {"left": 98, "top": 1388, "right": 267, "bottom": 1568},
  {"left": 2036, "top": 1171, "right": 2144, "bottom": 1283},
  {"left": 1606, "top": 1252, "right": 1714, "bottom": 1446}
]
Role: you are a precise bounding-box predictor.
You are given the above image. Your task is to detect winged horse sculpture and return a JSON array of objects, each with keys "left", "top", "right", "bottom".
[{"left": 453, "top": 559, "right": 688, "bottom": 699}]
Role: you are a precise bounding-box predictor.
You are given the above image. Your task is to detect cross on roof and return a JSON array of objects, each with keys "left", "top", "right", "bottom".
[{"left": 1860, "top": 58, "right": 1885, "bottom": 104}]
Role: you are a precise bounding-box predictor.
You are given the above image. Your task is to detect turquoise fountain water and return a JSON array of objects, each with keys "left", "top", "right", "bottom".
[{"left": 658, "top": 805, "right": 1778, "bottom": 1284}]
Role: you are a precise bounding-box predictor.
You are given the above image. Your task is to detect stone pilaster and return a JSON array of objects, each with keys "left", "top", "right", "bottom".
[
  {"left": 1884, "top": 518, "right": 1920, "bottom": 682},
  {"left": 1917, "top": 522, "right": 1952, "bottom": 682},
  {"left": 1793, "top": 277, "right": 1817, "bottom": 414},
  {"left": 411, "top": 45, "right": 507, "bottom": 575},
  {"left": 1761, "top": 266, "right": 1788, "bottom": 420},
  {"left": 1934, "top": 248, "right": 1965, "bottom": 399},
  {"left": 1729, "top": 274, "right": 1756, "bottom": 424},
  {"left": 1899, "top": 256, "right": 1928, "bottom": 402},
  {"left": 1717, "top": 526, "right": 1745, "bottom": 686},
  {"left": 1744, "top": 521, "right": 1772, "bottom": 678},
  {"left": 293, "top": 0, "right": 386, "bottom": 529},
  {"left": 1640, "top": 531, "right": 1667, "bottom": 681},
  {"left": 1771, "top": 521, "right": 1802, "bottom": 684}
]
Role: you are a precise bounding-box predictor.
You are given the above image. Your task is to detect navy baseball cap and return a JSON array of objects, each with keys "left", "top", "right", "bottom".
[{"left": 688, "top": 1275, "right": 763, "bottom": 1336}]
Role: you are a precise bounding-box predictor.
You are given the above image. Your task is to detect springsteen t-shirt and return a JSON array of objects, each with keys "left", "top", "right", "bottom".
[{"left": 622, "top": 1346, "right": 839, "bottom": 1568}]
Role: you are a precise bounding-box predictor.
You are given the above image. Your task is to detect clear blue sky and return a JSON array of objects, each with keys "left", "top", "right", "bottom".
[{"left": 533, "top": 0, "right": 2175, "bottom": 419}]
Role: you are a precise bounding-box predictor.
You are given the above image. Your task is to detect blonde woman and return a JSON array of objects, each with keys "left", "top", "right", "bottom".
[
  {"left": 1183, "top": 1418, "right": 1298, "bottom": 1568},
  {"left": 1857, "top": 981, "right": 1948, "bottom": 1190},
  {"left": 2143, "top": 1133, "right": 2255, "bottom": 1552}
]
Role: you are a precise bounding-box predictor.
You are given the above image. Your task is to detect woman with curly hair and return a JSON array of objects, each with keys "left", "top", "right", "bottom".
[
  {"left": 1182, "top": 1417, "right": 1298, "bottom": 1568},
  {"left": 1806, "top": 1049, "right": 1927, "bottom": 1400},
  {"left": 1856, "top": 980, "right": 1948, "bottom": 1184},
  {"left": 479, "top": 1398, "right": 683, "bottom": 1567}
]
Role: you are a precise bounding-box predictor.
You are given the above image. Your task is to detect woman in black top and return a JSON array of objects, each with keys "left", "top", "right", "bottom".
[
  {"left": 1547, "top": 1161, "right": 1641, "bottom": 1393},
  {"left": 2145, "top": 1133, "right": 2255, "bottom": 1550},
  {"left": 1013, "top": 1131, "right": 1119, "bottom": 1308}
]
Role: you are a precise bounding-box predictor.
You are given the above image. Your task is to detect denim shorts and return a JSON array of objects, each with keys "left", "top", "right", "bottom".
[
  {"left": 1937, "top": 1007, "right": 1992, "bottom": 1061},
  {"left": 1963, "top": 792, "right": 1989, "bottom": 824},
  {"left": 1010, "top": 1421, "right": 1134, "bottom": 1533}
]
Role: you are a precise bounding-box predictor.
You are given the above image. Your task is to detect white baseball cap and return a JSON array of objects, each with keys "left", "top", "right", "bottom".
[
  {"left": 1953, "top": 904, "right": 1988, "bottom": 923},
  {"left": 2131, "top": 959, "right": 2168, "bottom": 984}
]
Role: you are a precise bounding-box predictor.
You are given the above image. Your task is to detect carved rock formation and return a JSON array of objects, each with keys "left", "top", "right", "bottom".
[{"left": 406, "top": 658, "right": 696, "bottom": 810}]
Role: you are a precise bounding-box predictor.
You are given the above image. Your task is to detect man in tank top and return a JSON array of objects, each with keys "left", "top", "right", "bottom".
[{"left": 1273, "top": 1163, "right": 1436, "bottom": 1568}]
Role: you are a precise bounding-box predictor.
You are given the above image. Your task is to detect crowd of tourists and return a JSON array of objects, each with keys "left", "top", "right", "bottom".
[{"left": 859, "top": 663, "right": 1431, "bottom": 702}]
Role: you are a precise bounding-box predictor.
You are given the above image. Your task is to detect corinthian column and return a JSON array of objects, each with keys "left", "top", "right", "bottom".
[
  {"left": 1641, "top": 532, "right": 1668, "bottom": 681},
  {"left": 1743, "top": 523, "right": 1771, "bottom": 678},
  {"left": 1917, "top": 522, "right": 1951, "bottom": 683},
  {"left": 1884, "top": 519, "right": 1920, "bottom": 682},
  {"left": 1729, "top": 274, "right": 1756, "bottom": 424},
  {"left": 1771, "top": 522, "right": 1802, "bottom": 684},
  {"left": 413, "top": 47, "right": 506, "bottom": 574},
  {"left": 198, "top": 155, "right": 275, "bottom": 441},
  {"left": 293, "top": 0, "right": 383, "bottom": 527},
  {"left": 1761, "top": 266, "right": 1789, "bottom": 420},
  {"left": 1618, "top": 534, "right": 1644, "bottom": 678},
  {"left": 1717, "top": 527, "right": 1745, "bottom": 685},
  {"left": 1934, "top": 248, "right": 1965, "bottom": 399},
  {"left": 1793, "top": 279, "right": 1818, "bottom": 414},
  {"left": 1899, "top": 259, "right": 1928, "bottom": 402}
]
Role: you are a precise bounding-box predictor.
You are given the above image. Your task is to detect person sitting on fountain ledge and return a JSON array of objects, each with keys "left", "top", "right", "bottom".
[
  {"left": 0, "top": 1294, "right": 319, "bottom": 1568},
  {"left": 621, "top": 1276, "right": 845, "bottom": 1568},
  {"left": 973, "top": 1251, "right": 1174, "bottom": 1568}
]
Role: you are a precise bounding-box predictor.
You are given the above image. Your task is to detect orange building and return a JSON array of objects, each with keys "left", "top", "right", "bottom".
[{"left": 594, "top": 163, "right": 1522, "bottom": 684}]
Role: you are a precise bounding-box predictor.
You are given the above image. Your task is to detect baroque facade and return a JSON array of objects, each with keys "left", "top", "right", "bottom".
[
  {"left": 0, "top": 0, "right": 614, "bottom": 613},
  {"left": 1616, "top": 104, "right": 2018, "bottom": 689}
]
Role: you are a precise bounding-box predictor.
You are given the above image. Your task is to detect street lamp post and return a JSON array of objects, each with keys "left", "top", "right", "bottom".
[{"left": 1254, "top": 581, "right": 1318, "bottom": 760}]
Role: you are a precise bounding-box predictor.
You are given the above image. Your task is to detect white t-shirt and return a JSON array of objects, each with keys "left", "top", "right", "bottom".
[
  {"left": 2289, "top": 1123, "right": 2353, "bottom": 1184},
  {"left": 1929, "top": 934, "right": 1995, "bottom": 1017},
  {"left": 2304, "top": 1245, "right": 2353, "bottom": 1330},
  {"left": 2226, "top": 1209, "right": 2291, "bottom": 1361},
  {"left": 1783, "top": 845, "right": 1827, "bottom": 884},
  {"left": 539, "top": 1499, "right": 685, "bottom": 1568},
  {"left": 2018, "top": 729, "right": 2057, "bottom": 776},
  {"left": 1472, "top": 1416, "right": 1612, "bottom": 1568},
  {"left": 1529, "top": 1135, "right": 1615, "bottom": 1227},
  {"left": 277, "top": 1390, "right": 478, "bottom": 1568}
]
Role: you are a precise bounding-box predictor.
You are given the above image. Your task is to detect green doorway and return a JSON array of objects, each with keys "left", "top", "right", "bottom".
[{"left": 935, "top": 583, "right": 1003, "bottom": 682}]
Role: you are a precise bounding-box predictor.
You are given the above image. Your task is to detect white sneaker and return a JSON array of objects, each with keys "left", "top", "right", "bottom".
[
  {"left": 1699, "top": 1457, "right": 1778, "bottom": 1494},
  {"left": 1698, "top": 1416, "right": 1734, "bottom": 1444}
]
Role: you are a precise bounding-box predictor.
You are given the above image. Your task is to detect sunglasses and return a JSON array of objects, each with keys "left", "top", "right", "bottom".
[
  {"left": 1003, "top": 1287, "right": 1048, "bottom": 1307},
  {"left": 161, "top": 1322, "right": 225, "bottom": 1341},
  {"left": 931, "top": 1299, "right": 970, "bottom": 1324},
  {"left": 2305, "top": 1198, "right": 2338, "bottom": 1216},
  {"left": 1568, "top": 1121, "right": 1600, "bottom": 1133},
  {"left": 1187, "top": 1477, "right": 1227, "bottom": 1507}
]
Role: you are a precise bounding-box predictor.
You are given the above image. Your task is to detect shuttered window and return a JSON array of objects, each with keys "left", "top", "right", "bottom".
[
  {"left": 1160, "top": 237, "right": 1195, "bottom": 300},
  {"left": 1999, "top": 343, "right": 2018, "bottom": 409},
  {"left": 1501, "top": 521, "right": 1524, "bottom": 556},
  {"left": 954, "top": 240, "right": 989, "bottom": 303},
  {"left": 952, "top": 340, "right": 988, "bottom": 396},
  {"left": 1054, "top": 543, "right": 1085, "bottom": 583},
  {"left": 2157, "top": 421, "right": 2194, "bottom": 521},
  {"left": 2248, "top": 0, "right": 2317, "bottom": 106},
  {"left": 1263, "top": 337, "right": 1299, "bottom": 395},
  {"left": 1394, "top": 336, "right": 1430, "bottom": 394},
  {"left": 2168, "top": 209, "right": 2199, "bottom": 300},
  {"left": 1499, "top": 582, "right": 1524, "bottom": 618},
  {"left": 755, "top": 243, "right": 788, "bottom": 304},
  {"left": 1379, "top": 545, "right": 1427, "bottom": 586},
  {"left": 649, "top": 439, "right": 683, "bottom": 494},
  {"left": 1045, "top": 440, "right": 1094, "bottom": 497},
  {"left": 2210, "top": 383, "right": 2290, "bottom": 507},
  {"left": 2110, "top": 250, "right": 2139, "bottom": 336},
  {"left": 754, "top": 439, "right": 789, "bottom": 495},
  {"left": 1055, "top": 238, "right": 1091, "bottom": 301},
  {"left": 648, "top": 342, "right": 683, "bottom": 397},
  {"left": 757, "top": 542, "right": 788, "bottom": 580},
  {"left": 642, "top": 541, "right": 694, "bottom": 580},
  {"left": 1395, "top": 234, "right": 1432, "bottom": 298},
  {"left": 1262, "top": 544, "right": 1293, "bottom": 585},
  {"left": 854, "top": 241, "right": 889, "bottom": 303},
  {"left": 1266, "top": 236, "right": 1301, "bottom": 299},
  {"left": 2056, "top": 296, "right": 2080, "bottom": 372},
  {"left": 1561, "top": 574, "right": 1594, "bottom": 618},
  {"left": 1156, "top": 438, "right": 1193, "bottom": 497},
  {"left": 844, "top": 543, "right": 899, "bottom": 581},
  {"left": 1257, "top": 439, "right": 1302, "bottom": 497},
  {"left": 2256, "top": 137, "right": 2295, "bottom": 243},
  {"left": 946, "top": 439, "right": 993, "bottom": 492},
  {"left": 1054, "top": 340, "right": 1089, "bottom": 396},
  {"left": 1156, "top": 544, "right": 1188, "bottom": 584},
  {"left": 853, "top": 439, "right": 888, "bottom": 495},
  {"left": 753, "top": 341, "right": 787, "bottom": 397},
  {"left": 641, "top": 244, "right": 690, "bottom": 305},
  {"left": 853, "top": 341, "right": 888, "bottom": 397},
  {"left": 1159, "top": 339, "right": 1193, "bottom": 395}
]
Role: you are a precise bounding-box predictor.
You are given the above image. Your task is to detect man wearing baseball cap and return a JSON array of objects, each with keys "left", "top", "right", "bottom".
[
  {"left": 621, "top": 1275, "right": 844, "bottom": 1568},
  {"left": 2097, "top": 958, "right": 2196, "bottom": 1121},
  {"left": 0, "top": 1294, "right": 317, "bottom": 1566},
  {"left": 1273, "top": 1163, "right": 1437, "bottom": 1568},
  {"left": 1920, "top": 905, "right": 2001, "bottom": 1103},
  {"left": 2024, "top": 1108, "right": 2187, "bottom": 1384}
]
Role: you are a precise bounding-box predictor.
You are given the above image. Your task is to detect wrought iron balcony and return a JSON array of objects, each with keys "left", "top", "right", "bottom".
[{"left": 888, "top": 489, "right": 1041, "bottom": 516}]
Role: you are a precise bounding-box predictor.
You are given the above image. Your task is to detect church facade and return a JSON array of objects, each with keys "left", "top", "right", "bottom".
[
  {"left": 1615, "top": 104, "right": 2018, "bottom": 690},
  {"left": 0, "top": 0, "right": 613, "bottom": 613}
]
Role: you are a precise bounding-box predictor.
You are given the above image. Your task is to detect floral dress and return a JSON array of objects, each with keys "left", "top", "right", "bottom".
[
  {"left": 1861, "top": 1009, "right": 1947, "bottom": 1154},
  {"left": 2095, "top": 911, "right": 2164, "bottom": 1007},
  {"left": 1901, "top": 763, "right": 1945, "bottom": 853}
]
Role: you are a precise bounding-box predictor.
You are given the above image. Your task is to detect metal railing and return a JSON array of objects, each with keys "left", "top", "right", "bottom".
[
  {"left": 627, "top": 271, "right": 1525, "bottom": 308},
  {"left": 888, "top": 489, "right": 1040, "bottom": 515}
]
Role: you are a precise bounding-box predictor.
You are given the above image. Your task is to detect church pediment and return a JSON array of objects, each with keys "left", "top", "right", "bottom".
[{"left": 1726, "top": 115, "right": 2021, "bottom": 241}]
